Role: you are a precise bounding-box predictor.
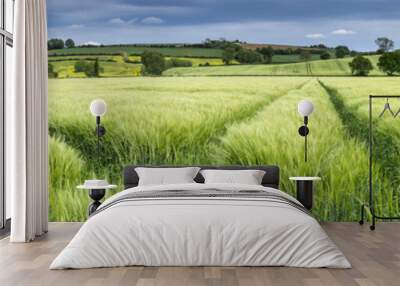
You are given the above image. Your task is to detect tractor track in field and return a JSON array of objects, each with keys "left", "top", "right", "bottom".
[
  {"left": 318, "top": 80, "right": 400, "bottom": 188},
  {"left": 206, "top": 79, "right": 312, "bottom": 150},
  {"left": 306, "top": 62, "right": 312, "bottom": 75},
  {"left": 335, "top": 60, "right": 349, "bottom": 74}
]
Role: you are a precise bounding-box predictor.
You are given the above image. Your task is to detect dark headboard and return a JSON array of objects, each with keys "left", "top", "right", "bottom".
[{"left": 123, "top": 165, "right": 280, "bottom": 190}]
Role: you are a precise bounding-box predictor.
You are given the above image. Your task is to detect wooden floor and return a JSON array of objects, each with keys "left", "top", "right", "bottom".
[{"left": 0, "top": 223, "right": 399, "bottom": 286}]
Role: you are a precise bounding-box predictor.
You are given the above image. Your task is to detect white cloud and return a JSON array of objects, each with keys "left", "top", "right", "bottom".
[
  {"left": 332, "top": 29, "right": 356, "bottom": 35},
  {"left": 109, "top": 18, "right": 125, "bottom": 24},
  {"left": 112, "top": 4, "right": 191, "bottom": 16},
  {"left": 127, "top": 18, "right": 138, "bottom": 24},
  {"left": 49, "top": 1, "right": 193, "bottom": 24},
  {"left": 82, "top": 41, "right": 101, "bottom": 46},
  {"left": 69, "top": 24, "right": 84, "bottom": 29},
  {"left": 305, "top": 33, "right": 325, "bottom": 39},
  {"left": 141, "top": 17, "right": 164, "bottom": 25},
  {"left": 108, "top": 18, "right": 138, "bottom": 25}
]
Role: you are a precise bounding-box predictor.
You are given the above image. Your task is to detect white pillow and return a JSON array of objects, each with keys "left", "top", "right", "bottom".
[
  {"left": 200, "top": 169, "right": 266, "bottom": 185},
  {"left": 135, "top": 167, "right": 200, "bottom": 186}
]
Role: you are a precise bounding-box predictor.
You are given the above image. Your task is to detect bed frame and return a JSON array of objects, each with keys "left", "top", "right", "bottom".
[{"left": 123, "top": 165, "right": 280, "bottom": 190}]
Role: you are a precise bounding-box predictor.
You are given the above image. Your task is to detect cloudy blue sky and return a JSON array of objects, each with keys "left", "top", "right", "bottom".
[{"left": 47, "top": 0, "right": 400, "bottom": 51}]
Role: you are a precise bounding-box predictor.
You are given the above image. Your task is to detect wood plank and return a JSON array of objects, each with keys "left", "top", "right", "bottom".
[{"left": 0, "top": 222, "right": 399, "bottom": 286}]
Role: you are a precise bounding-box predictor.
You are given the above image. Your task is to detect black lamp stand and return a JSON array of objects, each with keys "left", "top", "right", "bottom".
[
  {"left": 298, "top": 116, "right": 309, "bottom": 162},
  {"left": 86, "top": 116, "right": 107, "bottom": 216},
  {"left": 94, "top": 116, "right": 106, "bottom": 175}
]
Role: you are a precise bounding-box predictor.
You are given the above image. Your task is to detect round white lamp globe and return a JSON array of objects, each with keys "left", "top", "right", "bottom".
[
  {"left": 298, "top": 100, "right": 314, "bottom": 117},
  {"left": 90, "top": 99, "right": 107, "bottom": 117}
]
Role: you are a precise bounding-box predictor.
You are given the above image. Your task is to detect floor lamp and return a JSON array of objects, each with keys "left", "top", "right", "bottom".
[
  {"left": 90, "top": 99, "right": 107, "bottom": 175},
  {"left": 297, "top": 100, "right": 314, "bottom": 162}
]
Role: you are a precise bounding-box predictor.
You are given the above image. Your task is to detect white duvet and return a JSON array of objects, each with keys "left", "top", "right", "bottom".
[{"left": 50, "top": 183, "right": 351, "bottom": 269}]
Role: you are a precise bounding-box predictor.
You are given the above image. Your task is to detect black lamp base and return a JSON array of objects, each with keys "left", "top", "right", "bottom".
[
  {"left": 298, "top": 126, "right": 309, "bottom": 136},
  {"left": 95, "top": 125, "right": 106, "bottom": 137},
  {"left": 296, "top": 181, "right": 313, "bottom": 210},
  {"left": 88, "top": 189, "right": 105, "bottom": 216}
]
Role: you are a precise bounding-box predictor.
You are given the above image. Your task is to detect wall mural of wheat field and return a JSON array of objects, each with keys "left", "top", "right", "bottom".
[{"left": 46, "top": 0, "right": 400, "bottom": 222}]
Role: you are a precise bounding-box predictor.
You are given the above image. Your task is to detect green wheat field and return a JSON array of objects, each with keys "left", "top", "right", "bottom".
[{"left": 49, "top": 74, "right": 400, "bottom": 222}]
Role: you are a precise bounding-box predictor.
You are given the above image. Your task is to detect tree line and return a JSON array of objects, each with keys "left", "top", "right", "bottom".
[
  {"left": 348, "top": 37, "right": 399, "bottom": 76},
  {"left": 48, "top": 38, "right": 76, "bottom": 50}
]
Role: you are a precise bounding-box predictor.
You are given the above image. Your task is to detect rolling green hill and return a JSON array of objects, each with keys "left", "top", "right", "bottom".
[
  {"left": 51, "top": 60, "right": 142, "bottom": 78},
  {"left": 163, "top": 55, "right": 384, "bottom": 76},
  {"left": 48, "top": 51, "right": 386, "bottom": 79},
  {"left": 48, "top": 55, "right": 229, "bottom": 78},
  {"left": 270, "top": 54, "right": 322, "bottom": 64},
  {"left": 48, "top": 46, "right": 224, "bottom": 58},
  {"left": 48, "top": 44, "right": 332, "bottom": 66}
]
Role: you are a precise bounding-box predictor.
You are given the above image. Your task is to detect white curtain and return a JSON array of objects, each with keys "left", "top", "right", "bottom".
[{"left": 9, "top": 0, "right": 49, "bottom": 242}]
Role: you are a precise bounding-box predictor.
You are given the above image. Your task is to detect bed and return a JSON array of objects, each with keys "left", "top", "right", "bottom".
[{"left": 50, "top": 165, "right": 350, "bottom": 269}]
